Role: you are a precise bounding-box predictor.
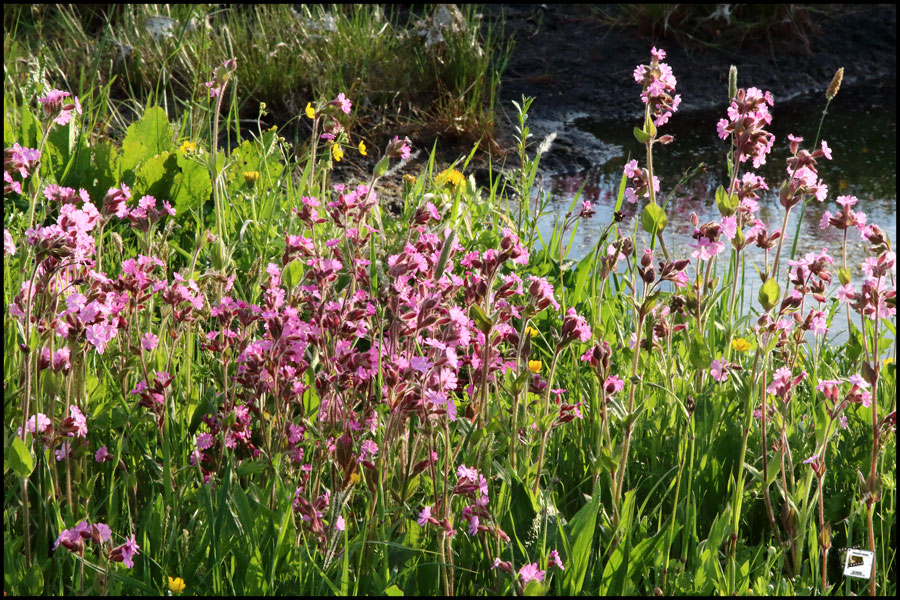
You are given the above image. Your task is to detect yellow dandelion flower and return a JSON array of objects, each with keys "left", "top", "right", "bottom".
[
  {"left": 243, "top": 171, "right": 260, "bottom": 185},
  {"left": 732, "top": 338, "right": 751, "bottom": 353},
  {"left": 305, "top": 102, "right": 316, "bottom": 119},
  {"left": 167, "top": 576, "right": 186, "bottom": 594},
  {"left": 402, "top": 174, "right": 417, "bottom": 185},
  {"left": 524, "top": 326, "right": 539, "bottom": 338},
  {"left": 332, "top": 144, "right": 343, "bottom": 162},
  {"left": 528, "top": 360, "right": 542, "bottom": 373},
  {"left": 179, "top": 140, "right": 198, "bottom": 154},
  {"left": 436, "top": 168, "right": 465, "bottom": 190},
  {"left": 358, "top": 140, "right": 367, "bottom": 156}
]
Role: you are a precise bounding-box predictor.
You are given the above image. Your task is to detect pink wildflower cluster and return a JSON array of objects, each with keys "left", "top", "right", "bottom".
[
  {"left": 766, "top": 367, "right": 808, "bottom": 405},
  {"left": 820, "top": 195, "right": 868, "bottom": 233},
  {"left": 55, "top": 520, "right": 138, "bottom": 568},
  {"left": 632, "top": 47, "right": 681, "bottom": 127},
  {"left": 4, "top": 143, "right": 41, "bottom": 194},
  {"left": 623, "top": 159, "right": 660, "bottom": 205},
  {"left": 204, "top": 58, "right": 237, "bottom": 98},
  {"left": 717, "top": 87, "right": 775, "bottom": 169},
  {"left": 779, "top": 135, "right": 832, "bottom": 208},
  {"left": 38, "top": 89, "right": 82, "bottom": 126},
  {"left": 689, "top": 220, "right": 727, "bottom": 262}
]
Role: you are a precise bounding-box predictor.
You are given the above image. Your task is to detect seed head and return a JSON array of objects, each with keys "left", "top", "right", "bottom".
[{"left": 826, "top": 67, "right": 843, "bottom": 101}]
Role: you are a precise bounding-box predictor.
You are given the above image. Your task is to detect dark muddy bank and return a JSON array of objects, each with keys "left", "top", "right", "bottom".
[{"left": 488, "top": 4, "right": 896, "bottom": 176}]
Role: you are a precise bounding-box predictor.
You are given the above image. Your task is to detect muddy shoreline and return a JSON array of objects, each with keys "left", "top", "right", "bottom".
[{"left": 487, "top": 4, "right": 896, "bottom": 177}]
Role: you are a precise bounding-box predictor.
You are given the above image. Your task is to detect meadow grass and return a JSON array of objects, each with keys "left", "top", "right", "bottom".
[{"left": 3, "top": 12, "right": 896, "bottom": 597}]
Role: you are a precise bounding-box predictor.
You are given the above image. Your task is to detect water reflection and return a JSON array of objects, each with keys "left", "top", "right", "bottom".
[{"left": 536, "top": 81, "right": 896, "bottom": 342}]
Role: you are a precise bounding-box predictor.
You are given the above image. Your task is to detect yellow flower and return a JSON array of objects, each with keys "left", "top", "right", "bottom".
[
  {"left": 179, "top": 140, "right": 198, "bottom": 154},
  {"left": 332, "top": 144, "right": 343, "bottom": 162},
  {"left": 528, "top": 360, "right": 542, "bottom": 373},
  {"left": 243, "top": 171, "right": 260, "bottom": 185},
  {"left": 436, "top": 168, "right": 465, "bottom": 190},
  {"left": 358, "top": 140, "right": 367, "bottom": 156},
  {"left": 402, "top": 174, "right": 417, "bottom": 185},
  {"left": 732, "top": 338, "right": 751, "bottom": 353},
  {"left": 167, "top": 576, "right": 186, "bottom": 594},
  {"left": 305, "top": 102, "right": 316, "bottom": 119},
  {"left": 524, "top": 326, "right": 539, "bottom": 338}
]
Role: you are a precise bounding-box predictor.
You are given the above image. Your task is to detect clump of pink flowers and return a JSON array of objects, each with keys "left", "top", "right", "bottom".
[
  {"left": 633, "top": 47, "right": 681, "bottom": 127},
  {"left": 717, "top": 87, "right": 775, "bottom": 169}
]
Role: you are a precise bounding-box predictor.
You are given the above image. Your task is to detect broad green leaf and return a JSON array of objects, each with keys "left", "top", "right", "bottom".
[
  {"left": 133, "top": 151, "right": 178, "bottom": 201},
  {"left": 173, "top": 151, "right": 212, "bottom": 216},
  {"left": 374, "top": 156, "right": 390, "bottom": 178},
  {"left": 120, "top": 106, "right": 174, "bottom": 173},
  {"left": 758, "top": 278, "right": 779, "bottom": 312},
  {"left": 689, "top": 332, "right": 712, "bottom": 369},
  {"left": 633, "top": 126, "right": 651, "bottom": 144},
  {"left": 561, "top": 484, "right": 601, "bottom": 595},
  {"left": 384, "top": 584, "right": 404, "bottom": 596},
  {"left": 283, "top": 259, "right": 304, "bottom": 291},
  {"left": 641, "top": 202, "right": 667, "bottom": 235},
  {"left": 9, "top": 437, "right": 34, "bottom": 478},
  {"left": 470, "top": 304, "right": 493, "bottom": 334},
  {"left": 715, "top": 185, "right": 738, "bottom": 216}
]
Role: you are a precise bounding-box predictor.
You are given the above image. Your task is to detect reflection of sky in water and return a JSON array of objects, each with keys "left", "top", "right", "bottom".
[{"left": 534, "top": 82, "right": 896, "bottom": 343}]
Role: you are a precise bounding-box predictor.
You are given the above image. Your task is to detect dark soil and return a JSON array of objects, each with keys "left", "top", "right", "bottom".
[
  {"left": 337, "top": 4, "right": 896, "bottom": 195},
  {"left": 486, "top": 3, "right": 896, "bottom": 176}
]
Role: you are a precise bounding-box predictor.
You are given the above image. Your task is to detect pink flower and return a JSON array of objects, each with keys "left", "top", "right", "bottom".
[
  {"left": 690, "top": 236, "right": 725, "bottom": 261},
  {"left": 17, "top": 413, "right": 51, "bottom": 439},
  {"left": 560, "top": 308, "right": 592, "bottom": 346},
  {"left": 518, "top": 562, "right": 546, "bottom": 584},
  {"left": 95, "top": 446, "right": 110, "bottom": 463},
  {"left": 38, "top": 89, "right": 82, "bottom": 126},
  {"left": 549, "top": 549, "right": 565, "bottom": 571},
  {"left": 335, "top": 516, "right": 346, "bottom": 531},
  {"left": 141, "top": 332, "right": 159, "bottom": 351},
  {"left": 109, "top": 534, "right": 141, "bottom": 568},
  {"left": 710, "top": 358, "right": 728, "bottom": 382},
  {"left": 335, "top": 93, "right": 352, "bottom": 114},
  {"left": 417, "top": 505, "right": 435, "bottom": 527},
  {"left": 604, "top": 375, "right": 625, "bottom": 395},
  {"left": 4, "top": 229, "right": 16, "bottom": 255},
  {"left": 359, "top": 439, "right": 379, "bottom": 462}
]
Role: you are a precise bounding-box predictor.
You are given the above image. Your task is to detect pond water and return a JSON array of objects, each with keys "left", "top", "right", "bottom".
[{"left": 535, "top": 80, "right": 897, "bottom": 344}]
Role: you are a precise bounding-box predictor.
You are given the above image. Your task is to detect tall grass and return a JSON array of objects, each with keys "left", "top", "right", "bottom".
[{"left": 3, "top": 19, "right": 896, "bottom": 599}]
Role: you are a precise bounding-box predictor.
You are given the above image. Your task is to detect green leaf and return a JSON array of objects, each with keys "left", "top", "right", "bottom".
[
  {"left": 633, "top": 127, "right": 651, "bottom": 144},
  {"left": 641, "top": 202, "right": 667, "bottom": 235},
  {"left": 133, "top": 151, "right": 179, "bottom": 201},
  {"left": 374, "top": 156, "right": 390, "bottom": 178},
  {"left": 644, "top": 112, "right": 657, "bottom": 138},
  {"left": 758, "top": 278, "right": 780, "bottom": 312},
  {"left": 120, "top": 106, "right": 174, "bottom": 173},
  {"left": 838, "top": 267, "right": 851, "bottom": 286},
  {"left": 9, "top": 437, "right": 34, "bottom": 478},
  {"left": 523, "top": 580, "right": 547, "bottom": 596},
  {"left": 173, "top": 151, "right": 212, "bottom": 216},
  {"left": 561, "top": 484, "right": 602, "bottom": 595},
  {"left": 470, "top": 304, "right": 493, "bottom": 334},
  {"left": 384, "top": 584, "right": 404, "bottom": 596},
  {"left": 689, "top": 332, "right": 712, "bottom": 370},
  {"left": 282, "top": 259, "right": 304, "bottom": 291},
  {"left": 715, "top": 185, "right": 738, "bottom": 216}
]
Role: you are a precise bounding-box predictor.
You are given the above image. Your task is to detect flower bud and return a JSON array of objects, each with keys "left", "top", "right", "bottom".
[{"left": 728, "top": 65, "right": 738, "bottom": 102}]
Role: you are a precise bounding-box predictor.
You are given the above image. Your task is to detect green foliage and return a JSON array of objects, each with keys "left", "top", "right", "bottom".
[{"left": 2, "top": 18, "right": 896, "bottom": 598}]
